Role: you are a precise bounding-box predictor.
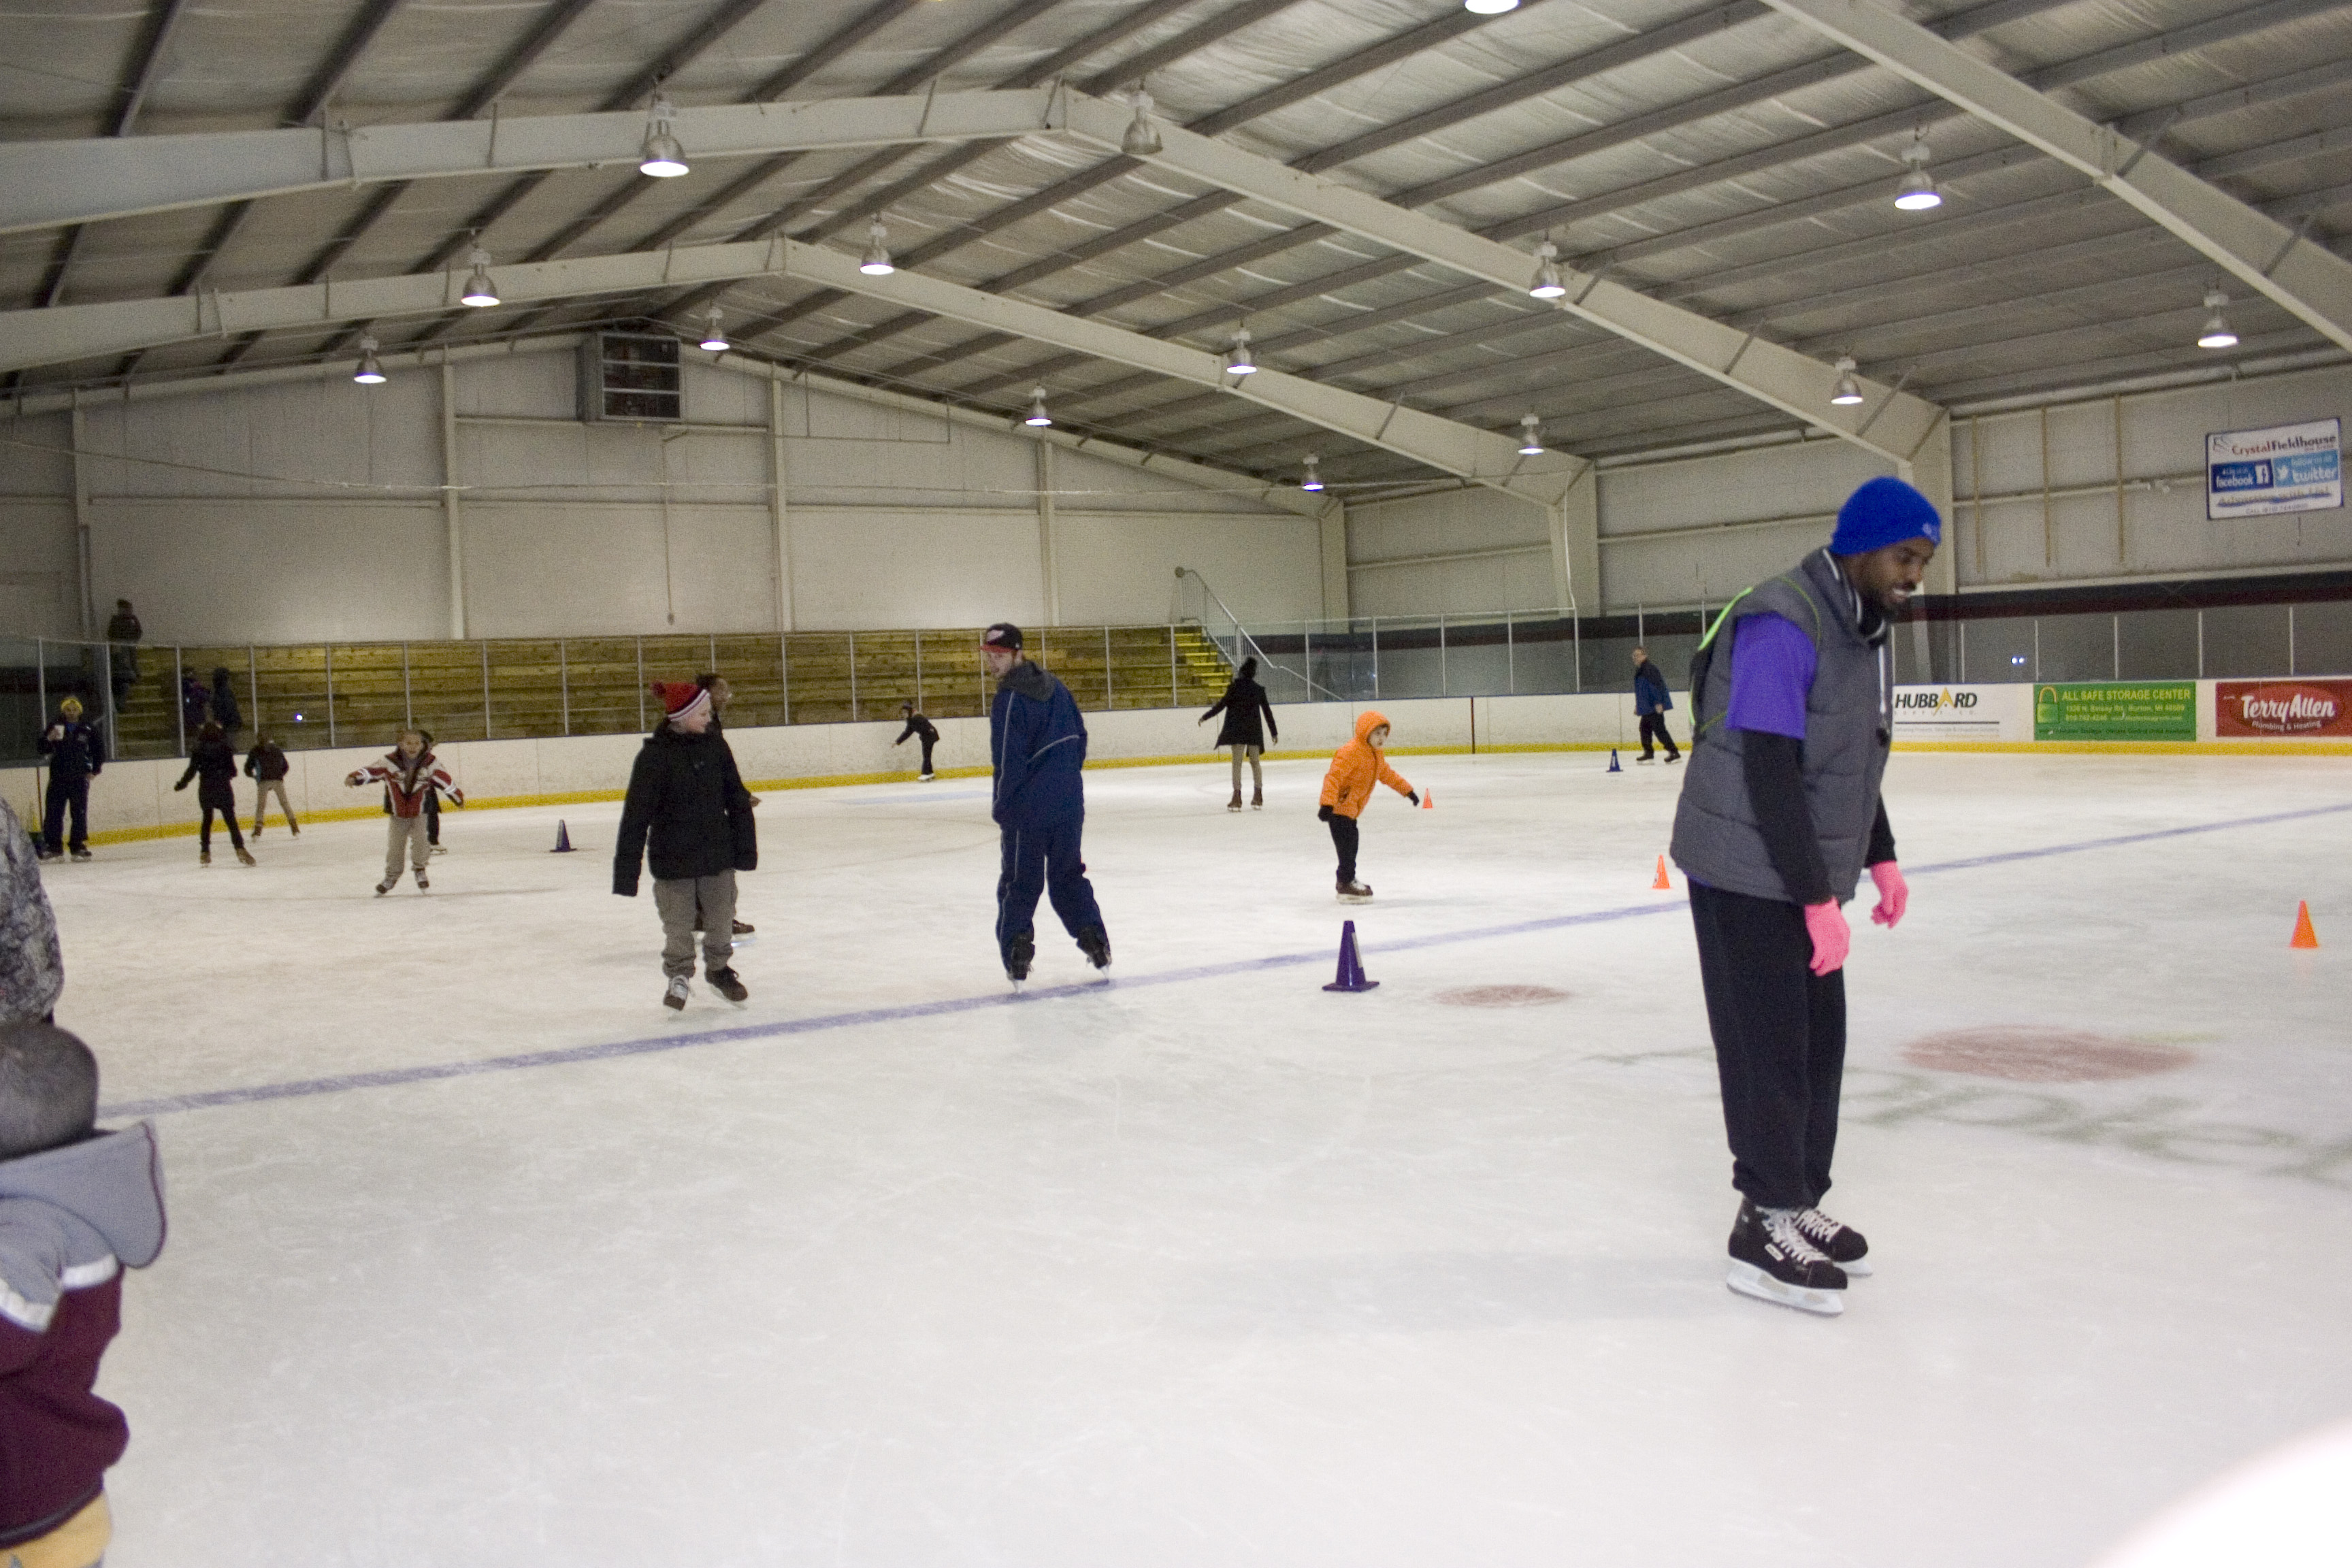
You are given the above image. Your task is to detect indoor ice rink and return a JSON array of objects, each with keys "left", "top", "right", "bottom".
[{"left": 3, "top": 0, "right": 2350, "bottom": 1563}]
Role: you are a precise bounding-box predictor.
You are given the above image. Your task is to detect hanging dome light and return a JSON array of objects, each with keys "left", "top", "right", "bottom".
[
  {"left": 1300, "top": 454, "right": 1324, "bottom": 493},
  {"left": 698, "top": 306, "right": 729, "bottom": 353},
  {"left": 1518, "top": 413, "right": 1544, "bottom": 455},
  {"left": 1893, "top": 133, "right": 1941, "bottom": 212},
  {"left": 1527, "top": 239, "right": 1567, "bottom": 300},
  {"left": 1224, "top": 326, "right": 1258, "bottom": 376},
  {"left": 459, "top": 246, "right": 499, "bottom": 308},
  {"left": 1025, "top": 387, "right": 1053, "bottom": 427},
  {"left": 1829, "top": 354, "right": 1864, "bottom": 406},
  {"left": 1120, "top": 88, "right": 1163, "bottom": 157},
  {"left": 1463, "top": 0, "right": 1519, "bottom": 13},
  {"left": 860, "top": 216, "right": 895, "bottom": 276},
  {"left": 2196, "top": 288, "right": 2238, "bottom": 348},
  {"left": 639, "top": 94, "right": 688, "bottom": 178},
  {"left": 353, "top": 335, "right": 385, "bottom": 385}
]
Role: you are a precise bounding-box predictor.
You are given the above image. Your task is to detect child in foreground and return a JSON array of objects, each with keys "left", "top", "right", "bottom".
[
  {"left": 347, "top": 730, "right": 463, "bottom": 896},
  {"left": 1316, "top": 710, "right": 1416, "bottom": 902},
  {"left": 0, "top": 1022, "right": 167, "bottom": 1568}
]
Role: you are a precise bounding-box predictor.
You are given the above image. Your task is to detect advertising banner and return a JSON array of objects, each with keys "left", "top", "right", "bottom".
[
  {"left": 2033, "top": 683, "right": 2197, "bottom": 741},
  {"left": 2207, "top": 417, "right": 2342, "bottom": 519},
  {"left": 2215, "top": 679, "right": 2352, "bottom": 738},
  {"left": 1892, "top": 685, "right": 2023, "bottom": 742}
]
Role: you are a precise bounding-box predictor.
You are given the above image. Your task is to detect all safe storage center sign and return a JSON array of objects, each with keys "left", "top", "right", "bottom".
[{"left": 2207, "top": 417, "right": 2342, "bottom": 519}]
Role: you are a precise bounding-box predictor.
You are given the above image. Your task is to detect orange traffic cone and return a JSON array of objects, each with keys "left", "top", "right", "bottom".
[
  {"left": 1652, "top": 855, "right": 1672, "bottom": 890},
  {"left": 1420, "top": 788, "right": 1433, "bottom": 811},
  {"left": 2290, "top": 900, "right": 2320, "bottom": 949}
]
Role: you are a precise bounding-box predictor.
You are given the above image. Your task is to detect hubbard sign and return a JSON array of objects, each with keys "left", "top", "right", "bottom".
[{"left": 2033, "top": 683, "right": 2197, "bottom": 741}]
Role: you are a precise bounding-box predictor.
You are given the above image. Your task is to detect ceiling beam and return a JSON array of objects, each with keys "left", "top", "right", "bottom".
[
  {"left": 0, "top": 235, "right": 1586, "bottom": 504},
  {"left": 0, "top": 91, "right": 1062, "bottom": 236},
  {"left": 1051, "top": 89, "right": 1944, "bottom": 466},
  {"left": 1757, "top": 0, "right": 2352, "bottom": 353}
]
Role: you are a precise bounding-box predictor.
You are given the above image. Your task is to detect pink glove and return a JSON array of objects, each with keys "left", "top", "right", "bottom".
[
  {"left": 1803, "top": 900, "right": 1850, "bottom": 976},
  {"left": 1867, "top": 860, "right": 1908, "bottom": 928}
]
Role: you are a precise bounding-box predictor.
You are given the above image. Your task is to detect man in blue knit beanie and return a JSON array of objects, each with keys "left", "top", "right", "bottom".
[{"left": 1666, "top": 475, "right": 1940, "bottom": 1316}]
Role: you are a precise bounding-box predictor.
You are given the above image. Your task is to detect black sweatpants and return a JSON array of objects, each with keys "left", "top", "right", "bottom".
[
  {"left": 1637, "top": 711, "right": 1679, "bottom": 760},
  {"left": 1328, "top": 815, "right": 1360, "bottom": 883},
  {"left": 919, "top": 736, "right": 935, "bottom": 774},
  {"left": 1688, "top": 880, "right": 1846, "bottom": 1209},
  {"left": 43, "top": 775, "right": 89, "bottom": 853}
]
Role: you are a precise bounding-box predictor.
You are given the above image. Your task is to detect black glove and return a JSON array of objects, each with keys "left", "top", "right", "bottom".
[
  {"left": 173, "top": 779, "right": 188, "bottom": 791},
  {"left": 1317, "top": 804, "right": 1334, "bottom": 822},
  {"left": 1407, "top": 791, "right": 1419, "bottom": 806}
]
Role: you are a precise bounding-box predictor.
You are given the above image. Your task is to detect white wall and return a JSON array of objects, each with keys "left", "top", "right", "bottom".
[
  {"left": 1346, "top": 486, "right": 1555, "bottom": 619},
  {"left": 0, "top": 345, "right": 1324, "bottom": 644}
]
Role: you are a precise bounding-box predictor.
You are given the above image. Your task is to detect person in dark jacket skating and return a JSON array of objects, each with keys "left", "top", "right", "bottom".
[
  {"left": 1631, "top": 647, "right": 1681, "bottom": 764},
  {"left": 1198, "top": 657, "right": 1279, "bottom": 811},
  {"left": 615, "top": 682, "right": 758, "bottom": 1011},
  {"left": 244, "top": 734, "right": 297, "bottom": 837},
  {"left": 173, "top": 722, "right": 252, "bottom": 866},
  {"left": 36, "top": 698, "right": 104, "bottom": 862},
  {"left": 983, "top": 623, "right": 1107, "bottom": 983},
  {"left": 1668, "top": 476, "right": 1935, "bottom": 1318},
  {"left": 0, "top": 1022, "right": 167, "bottom": 1567},
  {"left": 895, "top": 702, "right": 940, "bottom": 781}
]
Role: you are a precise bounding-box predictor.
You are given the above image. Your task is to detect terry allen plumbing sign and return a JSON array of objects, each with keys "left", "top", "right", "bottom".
[
  {"left": 2215, "top": 679, "right": 2352, "bottom": 738},
  {"left": 2207, "top": 417, "right": 2341, "bottom": 520}
]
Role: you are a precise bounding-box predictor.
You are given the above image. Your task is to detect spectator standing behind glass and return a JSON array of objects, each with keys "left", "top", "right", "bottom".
[
  {"left": 178, "top": 674, "right": 208, "bottom": 741},
  {"left": 103, "top": 600, "right": 140, "bottom": 706},
  {"left": 208, "top": 667, "right": 242, "bottom": 740},
  {"left": 174, "top": 721, "right": 253, "bottom": 867}
]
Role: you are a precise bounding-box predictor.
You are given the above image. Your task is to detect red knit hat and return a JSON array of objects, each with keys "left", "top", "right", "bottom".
[{"left": 651, "top": 681, "right": 710, "bottom": 723}]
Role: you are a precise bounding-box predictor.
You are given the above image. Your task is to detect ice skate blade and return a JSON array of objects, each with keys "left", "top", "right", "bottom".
[
  {"left": 1726, "top": 1261, "right": 1844, "bottom": 1316},
  {"left": 1840, "top": 1256, "right": 1872, "bottom": 1277},
  {"left": 1337, "top": 894, "right": 1373, "bottom": 904}
]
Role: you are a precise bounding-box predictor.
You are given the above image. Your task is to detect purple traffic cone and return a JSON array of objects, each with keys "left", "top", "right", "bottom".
[
  {"left": 551, "top": 819, "right": 575, "bottom": 852},
  {"left": 1322, "top": 919, "right": 1379, "bottom": 993},
  {"left": 1607, "top": 749, "right": 1622, "bottom": 772}
]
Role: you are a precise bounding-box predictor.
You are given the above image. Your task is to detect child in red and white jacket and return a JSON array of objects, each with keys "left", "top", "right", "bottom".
[
  {"left": 346, "top": 730, "right": 463, "bottom": 896},
  {"left": 0, "top": 1022, "right": 167, "bottom": 1568}
]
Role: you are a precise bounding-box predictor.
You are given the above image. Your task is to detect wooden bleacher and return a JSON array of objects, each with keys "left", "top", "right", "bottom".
[{"left": 106, "top": 624, "right": 1235, "bottom": 756}]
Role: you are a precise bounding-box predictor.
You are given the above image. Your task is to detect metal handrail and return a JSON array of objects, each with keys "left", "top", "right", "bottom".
[{"left": 1173, "top": 568, "right": 1348, "bottom": 702}]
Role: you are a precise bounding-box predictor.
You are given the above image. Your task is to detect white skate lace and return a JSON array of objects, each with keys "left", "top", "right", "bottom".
[
  {"left": 1762, "top": 1209, "right": 1832, "bottom": 1264},
  {"left": 1793, "top": 1208, "right": 1845, "bottom": 1245}
]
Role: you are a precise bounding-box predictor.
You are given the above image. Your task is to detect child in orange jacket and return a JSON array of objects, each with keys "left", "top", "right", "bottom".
[{"left": 1317, "top": 709, "right": 1417, "bottom": 901}]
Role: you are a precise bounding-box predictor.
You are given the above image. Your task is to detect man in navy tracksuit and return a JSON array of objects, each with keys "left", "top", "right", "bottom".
[{"left": 983, "top": 623, "right": 1109, "bottom": 983}]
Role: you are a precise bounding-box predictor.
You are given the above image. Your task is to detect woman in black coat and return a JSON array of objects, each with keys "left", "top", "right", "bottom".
[
  {"left": 174, "top": 721, "right": 253, "bottom": 865},
  {"left": 1198, "top": 656, "right": 1279, "bottom": 812},
  {"left": 210, "top": 666, "right": 243, "bottom": 737}
]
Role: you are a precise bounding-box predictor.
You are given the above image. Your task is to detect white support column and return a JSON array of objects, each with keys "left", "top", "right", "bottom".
[
  {"left": 1036, "top": 440, "right": 1060, "bottom": 626},
  {"left": 1754, "top": 0, "right": 2352, "bottom": 351},
  {"left": 1318, "top": 502, "right": 1350, "bottom": 623},
  {"left": 440, "top": 359, "right": 466, "bottom": 640},
  {"left": 69, "top": 393, "right": 93, "bottom": 638},
  {"left": 1897, "top": 415, "right": 1957, "bottom": 679},
  {"left": 1546, "top": 468, "right": 1599, "bottom": 618},
  {"left": 768, "top": 376, "right": 794, "bottom": 633}
]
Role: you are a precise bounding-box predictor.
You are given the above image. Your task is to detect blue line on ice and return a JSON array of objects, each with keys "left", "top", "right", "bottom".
[{"left": 100, "top": 800, "right": 2352, "bottom": 1120}]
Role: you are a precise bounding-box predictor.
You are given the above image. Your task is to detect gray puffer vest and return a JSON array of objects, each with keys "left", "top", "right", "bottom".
[{"left": 1669, "top": 547, "right": 1893, "bottom": 904}]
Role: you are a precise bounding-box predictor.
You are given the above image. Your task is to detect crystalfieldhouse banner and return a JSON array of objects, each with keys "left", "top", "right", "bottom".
[
  {"left": 2032, "top": 683, "right": 2197, "bottom": 741},
  {"left": 2207, "top": 417, "right": 2342, "bottom": 519},
  {"left": 2215, "top": 679, "right": 2352, "bottom": 738}
]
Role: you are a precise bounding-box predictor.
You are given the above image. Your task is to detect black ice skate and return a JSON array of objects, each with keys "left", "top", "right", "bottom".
[
  {"left": 70, "top": 847, "right": 92, "bottom": 861},
  {"left": 732, "top": 919, "right": 755, "bottom": 936},
  {"left": 375, "top": 879, "right": 394, "bottom": 896},
  {"left": 414, "top": 870, "right": 429, "bottom": 890},
  {"left": 1727, "top": 1199, "right": 1847, "bottom": 1316},
  {"left": 664, "top": 975, "right": 691, "bottom": 1010},
  {"left": 1793, "top": 1205, "right": 1871, "bottom": 1275},
  {"left": 707, "top": 967, "right": 749, "bottom": 1004},
  {"left": 1227, "top": 789, "right": 1243, "bottom": 812},
  {"left": 1077, "top": 928, "right": 1111, "bottom": 971},
  {"left": 1250, "top": 787, "right": 1262, "bottom": 809},
  {"left": 1337, "top": 879, "right": 1373, "bottom": 902},
  {"left": 235, "top": 845, "right": 256, "bottom": 866},
  {"left": 1004, "top": 933, "right": 1035, "bottom": 983},
  {"left": 200, "top": 849, "right": 211, "bottom": 866}
]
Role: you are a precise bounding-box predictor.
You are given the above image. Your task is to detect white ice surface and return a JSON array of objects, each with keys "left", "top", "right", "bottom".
[{"left": 38, "top": 751, "right": 2352, "bottom": 1567}]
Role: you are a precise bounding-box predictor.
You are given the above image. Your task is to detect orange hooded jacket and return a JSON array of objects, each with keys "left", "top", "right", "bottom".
[{"left": 1319, "top": 709, "right": 1413, "bottom": 819}]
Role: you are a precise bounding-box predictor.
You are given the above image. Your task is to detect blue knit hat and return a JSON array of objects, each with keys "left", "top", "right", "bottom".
[{"left": 1831, "top": 476, "right": 1942, "bottom": 555}]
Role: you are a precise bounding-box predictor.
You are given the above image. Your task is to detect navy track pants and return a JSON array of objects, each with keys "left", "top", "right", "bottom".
[{"left": 995, "top": 816, "right": 1104, "bottom": 953}]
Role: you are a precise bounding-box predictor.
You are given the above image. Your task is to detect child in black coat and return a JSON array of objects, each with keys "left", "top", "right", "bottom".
[
  {"left": 174, "top": 722, "right": 252, "bottom": 865},
  {"left": 615, "top": 683, "right": 757, "bottom": 1011}
]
